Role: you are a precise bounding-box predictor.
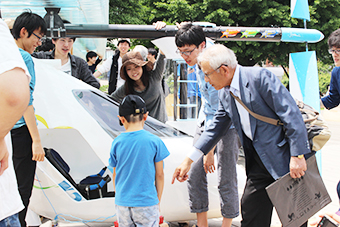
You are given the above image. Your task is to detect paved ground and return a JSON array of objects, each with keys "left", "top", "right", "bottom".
[{"left": 41, "top": 106, "right": 340, "bottom": 227}]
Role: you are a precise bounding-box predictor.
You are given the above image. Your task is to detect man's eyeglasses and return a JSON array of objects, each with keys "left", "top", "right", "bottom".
[
  {"left": 328, "top": 49, "right": 340, "bottom": 55},
  {"left": 176, "top": 47, "right": 197, "bottom": 56},
  {"left": 32, "top": 32, "right": 44, "bottom": 42},
  {"left": 198, "top": 64, "right": 228, "bottom": 79}
]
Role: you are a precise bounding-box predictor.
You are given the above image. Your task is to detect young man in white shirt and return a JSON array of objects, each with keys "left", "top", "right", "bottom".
[
  {"left": 32, "top": 21, "right": 100, "bottom": 89},
  {"left": 93, "top": 38, "right": 130, "bottom": 94}
]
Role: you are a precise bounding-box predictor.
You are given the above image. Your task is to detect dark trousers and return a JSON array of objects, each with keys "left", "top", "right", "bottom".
[
  {"left": 240, "top": 132, "right": 307, "bottom": 227},
  {"left": 11, "top": 125, "right": 36, "bottom": 227}
]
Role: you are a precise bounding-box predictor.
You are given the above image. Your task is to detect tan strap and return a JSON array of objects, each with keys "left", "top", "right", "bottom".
[{"left": 230, "top": 91, "right": 283, "bottom": 126}]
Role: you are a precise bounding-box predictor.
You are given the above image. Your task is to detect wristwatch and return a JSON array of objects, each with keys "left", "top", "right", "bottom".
[{"left": 297, "top": 154, "right": 304, "bottom": 159}]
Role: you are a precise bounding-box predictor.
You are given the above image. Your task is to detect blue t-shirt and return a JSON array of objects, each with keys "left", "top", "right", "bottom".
[
  {"left": 109, "top": 130, "right": 170, "bottom": 207},
  {"left": 13, "top": 48, "right": 36, "bottom": 129}
]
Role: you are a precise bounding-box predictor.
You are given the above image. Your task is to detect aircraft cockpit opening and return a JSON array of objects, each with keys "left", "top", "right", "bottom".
[{"left": 73, "top": 89, "right": 188, "bottom": 138}]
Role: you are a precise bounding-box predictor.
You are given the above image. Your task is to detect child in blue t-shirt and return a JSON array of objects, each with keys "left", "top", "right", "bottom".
[{"left": 109, "top": 95, "right": 170, "bottom": 227}]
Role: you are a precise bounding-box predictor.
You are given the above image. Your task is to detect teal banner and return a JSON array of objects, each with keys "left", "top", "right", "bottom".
[
  {"left": 291, "top": 0, "right": 310, "bottom": 21},
  {"left": 289, "top": 51, "right": 322, "bottom": 171}
]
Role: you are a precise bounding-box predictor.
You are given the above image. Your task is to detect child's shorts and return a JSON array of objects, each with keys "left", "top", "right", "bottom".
[{"left": 115, "top": 204, "right": 159, "bottom": 227}]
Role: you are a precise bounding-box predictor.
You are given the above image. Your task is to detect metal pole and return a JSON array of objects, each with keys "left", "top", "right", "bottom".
[{"left": 173, "top": 61, "right": 178, "bottom": 121}]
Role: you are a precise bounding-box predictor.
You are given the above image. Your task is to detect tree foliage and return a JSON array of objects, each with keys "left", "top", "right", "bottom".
[{"left": 109, "top": 0, "right": 340, "bottom": 66}]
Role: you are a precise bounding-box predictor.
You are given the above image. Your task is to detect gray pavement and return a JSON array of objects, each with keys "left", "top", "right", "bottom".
[{"left": 43, "top": 106, "right": 340, "bottom": 227}]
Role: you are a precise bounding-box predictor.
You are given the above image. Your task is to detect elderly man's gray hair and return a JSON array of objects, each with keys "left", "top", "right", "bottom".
[
  {"left": 133, "top": 45, "right": 149, "bottom": 61},
  {"left": 197, "top": 44, "right": 238, "bottom": 70}
]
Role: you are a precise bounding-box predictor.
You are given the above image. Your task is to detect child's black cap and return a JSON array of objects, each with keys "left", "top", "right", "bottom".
[{"left": 119, "top": 95, "right": 147, "bottom": 117}]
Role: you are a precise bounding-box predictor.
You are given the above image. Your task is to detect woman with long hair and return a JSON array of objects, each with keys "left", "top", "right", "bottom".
[{"left": 111, "top": 51, "right": 168, "bottom": 123}]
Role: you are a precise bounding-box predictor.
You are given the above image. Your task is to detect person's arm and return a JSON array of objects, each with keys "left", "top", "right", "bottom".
[
  {"left": 155, "top": 160, "right": 164, "bottom": 203},
  {"left": 23, "top": 105, "right": 45, "bottom": 162},
  {"left": 94, "top": 57, "right": 113, "bottom": 78},
  {"left": 94, "top": 56, "right": 102, "bottom": 68},
  {"left": 171, "top": 156, "right": 193, "bottom": 183},
  {"left": 93, "top": 70, "right": 101, "bottom": 78},
  {"left": 151, "top": 51, "right": 166, "bottom": 81},
  {"left": 97, "top": 53, "right": 103, "bottom": 61},
  {"left": 0, "top": 68, "right": 30, "bottom": 175},
  {"left": 194, "top": 96, "right": 233, "bottom": 154},
  {"left": 110, "top": 84, "right": 126, "bottom": 100},
  {"left": 112, "top": 167, "right": 116, "bottom": 191},
  {"left": 78, "top": 58, "right": 100, "bottom": 89},
  {"left": 321, "top": 68, "right": 340, "bottom": 109},
  {"left": 254, "top": 68, "right": 309, "bottom": 178},
  {"left": 172, "top": 91, "right": 232, "bottom": 183},
  {"left": 203, "top": 146, "right": 216, "bottom": 173}
]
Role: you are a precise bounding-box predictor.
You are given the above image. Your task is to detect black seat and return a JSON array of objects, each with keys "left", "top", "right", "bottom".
[{"left": 44, "top": 148, "right": 114, "bottom": 200}]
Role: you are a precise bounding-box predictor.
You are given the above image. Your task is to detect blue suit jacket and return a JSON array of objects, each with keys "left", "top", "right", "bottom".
[
  {"left": 194, "top": 66, "right": 311, "bottom": 180},
  {"left": 322, "top": 66, "right": 340, "bottom": 109}
]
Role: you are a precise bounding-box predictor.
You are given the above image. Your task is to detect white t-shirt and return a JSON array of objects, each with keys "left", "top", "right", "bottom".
[
  {"left": 0, "top": 19, "right": 26, "bottom": 221},
  {"left": 116, "top": 57, "right": 124, "bottom": 88},
  {"left": 60, "top": 57, "right": 72, "bottom": 75},
  {"left": 98, "top": 55, "right": 125, "bottom": 89}
]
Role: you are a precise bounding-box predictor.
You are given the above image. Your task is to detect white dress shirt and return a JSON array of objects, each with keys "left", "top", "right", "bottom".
[{"left": 228, "top": 65, "right": 252, "bottom": 140}]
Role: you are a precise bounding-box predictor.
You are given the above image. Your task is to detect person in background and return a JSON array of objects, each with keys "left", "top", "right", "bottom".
[
  {"left": 187, "top": 65, "right": 201, "bottom": 118},
  {"left": 133, "top": 45, "right": 148, "bottom": 60},
  {"left": 93, "top": 38, "right": 130, "bottom": 93},
  {"left": 0, "top": 18, "right": 30, "bottom": 227},
  {"left": 147, "top": 47, "right": 169, "bottom": 97},
  {"left": 86, "top": 51, "right": 102, "bottom": 74},
  {"left": 32, "top": 20, "right": 100, "bottom": 89},
  {"left": 35, "top": 38, "right": 54, "bottom": 52},
  {"left": 147, "top": 48, "right": 158, "bottom": 63},
  {"left": 109, "top": 95, "right": 169, "bottom": 227},
  {"left": 11, "top": 11, "right": 47, "bottom": 227}
]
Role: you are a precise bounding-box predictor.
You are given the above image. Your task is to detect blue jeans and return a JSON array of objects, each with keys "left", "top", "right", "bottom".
[{"left": 0, "top": 213, "right": 21, "bottom": 227}]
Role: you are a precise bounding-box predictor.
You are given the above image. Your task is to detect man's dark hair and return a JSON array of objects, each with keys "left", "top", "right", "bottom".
[
  {"left": 118, "top": 39, "right": 130, "bottom": 47},
  {"left": 175, "top": 23, "right": 206, "bottom": 48},
  {"left": 148, "top": 48, "right": 157, "bottom": 57},
  {"left": 328, "top": 29, "right": 340, "bottom": 49},
  {"left": 12, "top": 11, "right": 47, "bottom": 40},
  {"left": 86, "top": 51, "right": 97, "bottom": 62},
  {"left": 52, "top": 19, "right": 76, "bottom": 42},
  {"left": 36, "top": 38, "right": 54, "bottom": 52}
]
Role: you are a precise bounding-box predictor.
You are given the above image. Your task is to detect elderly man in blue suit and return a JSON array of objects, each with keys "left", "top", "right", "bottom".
[{"left": 172, "top": 44, "right": 312, "bottom": 227}]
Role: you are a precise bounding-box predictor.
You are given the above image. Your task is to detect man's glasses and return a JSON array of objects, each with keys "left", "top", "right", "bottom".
[
  {"left": 328, "top": 49, "right": 340, "bottom": 55},
  {"left": 32, "top": 32, "right": 44, "bottom": 42},
  {"left": 198, "top": 64, "right": 228, "bottom": 79},
  {"left": 176, "top": 47, "right": 197, "bottom": 56}
]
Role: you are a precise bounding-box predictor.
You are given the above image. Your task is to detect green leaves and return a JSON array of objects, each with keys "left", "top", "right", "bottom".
[{"left": 109, "top": 0, "right": 340, "bottom": 66}]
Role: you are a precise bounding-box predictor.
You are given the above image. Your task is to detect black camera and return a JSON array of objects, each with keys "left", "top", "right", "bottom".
[{"left": 317, "top": 215, "right": 339, "bottom": 227}]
